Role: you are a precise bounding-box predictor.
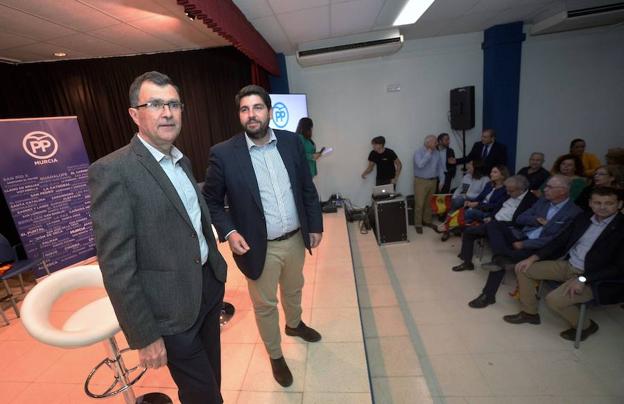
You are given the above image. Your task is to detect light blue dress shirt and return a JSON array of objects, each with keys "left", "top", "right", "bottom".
[
  {"left": 413, "top": 146, "right": 445, "bottom": 183},
  {"left": 245, "top": 129, "right": 300, "bottom": 240},
  {"left": 137, "top": 135, "right": 209, "bottom": 265},
  {"left": 525, "top": 198, "right": 569, "bottom": 240},
  {"left": 568, "top": 213, "right": 616, "bottom": 271}
]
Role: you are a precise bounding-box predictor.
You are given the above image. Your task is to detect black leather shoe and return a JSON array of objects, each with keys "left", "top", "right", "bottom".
[
  {"left": 415, "top": 226, "right": 423, "bottom": 234},
  {"left": 270, "top": 356, "right": 293, "bottom": 387},
  {"left": 559, "top": 320, "right": 599, "bottom": 341},
  {"left": 468, "top": 293, "right": 495, "bottom": 308},
  {"left": 503, "top": 311, "right": 541, "bottom": 325},
  {"left": 441, "top": 232, "right": 450, "bottom": 242},
  {"left": 285, "top": 321, "right": 322, "bottom": 342},
  {"left": 452, "top": 262, "right": 474, "bottom": 272}
]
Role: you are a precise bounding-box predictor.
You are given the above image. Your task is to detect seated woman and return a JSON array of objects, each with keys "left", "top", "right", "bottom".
[
  {"left": 438, "top": 165, "right": 509, "bottom": 240},
  {"left": 448, "top": 159, "right": 489, "bottom": 212},
  {"left": 463, "top": 165, "right": 510, "bottom": 223},
  {"left": 576, "top": 165, "right": 623, "bottom": 211},
  {"left": 542, "top": 154, "right": 587, "bottom": 201}
]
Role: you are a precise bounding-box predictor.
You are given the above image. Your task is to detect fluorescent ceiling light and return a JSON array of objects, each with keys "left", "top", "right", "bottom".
[{"left": 393, "top": 0, "right": 435, "bottom": 26}]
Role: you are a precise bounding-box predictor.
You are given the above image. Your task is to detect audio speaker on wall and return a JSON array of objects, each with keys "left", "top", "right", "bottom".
[{"left": 450, "top": 86, "right": 475, "bottom": 130}]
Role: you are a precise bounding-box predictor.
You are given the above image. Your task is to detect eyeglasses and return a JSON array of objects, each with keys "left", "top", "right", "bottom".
[
  {"left": 544, "top": 184, "right": 564, "bottom": 189},
  {"left": 132, "top": 100, "right": 184, "bottom": 111}
]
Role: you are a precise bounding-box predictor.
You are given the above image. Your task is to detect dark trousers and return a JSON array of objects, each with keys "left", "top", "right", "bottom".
[
  {"left": 376, "top": 177, "right": 393, "bottom": 186},
  {"left": 459, "top": 224, "right": 486, "bottom": 263},
  {"left": 481, "top": 221, "right": 535, "bottom": 298},
  {"left": 439, "top": 171, "right": 454, "bottom": 194},
  {"left": 162, "top": 265, "right": 225, "bottom": 404}
]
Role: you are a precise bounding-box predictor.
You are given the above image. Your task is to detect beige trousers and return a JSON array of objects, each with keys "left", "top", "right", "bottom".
[
  {"left": 518, "top": 260, "right": 593, "bottom": 328},
  {"left": 246, "top": 232, "right": 306, "bottom": 359},
  {"left": 413, "top": 177, "right": 437, "bottom": 226}
]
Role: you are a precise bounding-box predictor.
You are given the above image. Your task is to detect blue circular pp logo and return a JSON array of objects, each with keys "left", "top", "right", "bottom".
[{"left": 272, "top": 102, "right": 289, "bottom": 128}]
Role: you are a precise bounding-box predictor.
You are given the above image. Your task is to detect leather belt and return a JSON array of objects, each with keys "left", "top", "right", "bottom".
[{"left": 269, "top": 228, "right": 300, "bottom": 242}]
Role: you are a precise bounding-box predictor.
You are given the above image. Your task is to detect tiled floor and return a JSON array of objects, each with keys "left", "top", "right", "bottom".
[
  {"left": 0, "top": 213, "right": 371, "bottom": 404},
  {"left": 3, "top": 211, "right": 624, "bottom": 403},
  {"left": 348, "top": 220, "right": 624, "bottom": 404}
]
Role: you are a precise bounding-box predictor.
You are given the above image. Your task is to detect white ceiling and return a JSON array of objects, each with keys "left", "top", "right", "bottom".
[
  {"left": 0, "top": 0, "right": 229, "bottom": 63},
  {"left": 0, "top": 0, "right": 615, "bottom": 63}
]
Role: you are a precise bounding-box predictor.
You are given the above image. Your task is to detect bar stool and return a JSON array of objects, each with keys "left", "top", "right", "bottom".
[{"left": 20, "top": 264, "right": 171, "bottom": 403}]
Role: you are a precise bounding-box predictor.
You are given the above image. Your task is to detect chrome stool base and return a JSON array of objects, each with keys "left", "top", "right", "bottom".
[{"left": 220, "top": 301, "right": 235, "bottom": 327}]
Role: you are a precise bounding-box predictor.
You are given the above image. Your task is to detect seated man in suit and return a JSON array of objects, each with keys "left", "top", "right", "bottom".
[
  {"left": 504, "top": 187, "right": 624, "bottom": 342},
  {"left": 452, "top": 128, "right": 507, "bottom": 173},
  {"left": 452, "top": 175, "right": 537, "bottom": 273},
  {"left": 466, "top": 175, "right": 582, "bottom": 308}
]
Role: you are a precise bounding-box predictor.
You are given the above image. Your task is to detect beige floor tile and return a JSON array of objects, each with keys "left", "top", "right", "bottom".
[
  {"left": 314, "top": 263, "right": 355, "bottom": 284},
  {"left": 237, "top": 390, "right": 302, "bottom": 403},
  {"left": 415, "top": 323, "right": 469, "bottom": 355},
  {"left": 222, "top": 389, "right": 240, "bottom": 404},
  {"left": 220, "top": 309, "right": 261, "bottom": 344},
  {"left": 0, "top": 340, "right": 64, "bottom": 382},
  {"left": 371, "top": 376, "right": 434, "bottom": 404},
  {"left": 365, "top": 336, "right": 423, "bottom": 377},
  {"left": 34, "top": 342, "right": 109, "bottom": 384},
  {"left": 428, "top": 354, "right": 492, "bottom": 396},
  {"left": 357, "top": 283, "right": 400, "bottom": 308},
  {"left": 241, "top": 343, "right": 307, "bottom": 392},
  {"left": 360, "top": 306, "right": 409, "bottom": 338},
  {"left": 312, "top": 279, "right": 358, "bottom": 308},
  {"left": 221, "top": 343, "right": 256, "bottom": 390},
  {"left": 354, "top": 264, "right": 392, "bottom": 285},
  {"left": 10, "top": 382, "right": 86, "bottom": 404},
  {"left": 0, "top": 381, "right": 30, "bottom": 403},
  {"left": 304, "top": 342, "right": 369, "bottom": 393},
  {"left": 302, "top": 392, "right": 372, "bottom": 404},
  {"left": 472, "top": 352, "right": 542, "bottom": 396},
  {"left": 309, "top": 308, "right": 363, "bottom": 342}
]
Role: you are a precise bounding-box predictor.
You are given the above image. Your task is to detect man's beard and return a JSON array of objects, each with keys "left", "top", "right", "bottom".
[{"left": 244, "top": 119, "right": 269, "bottom": 139}]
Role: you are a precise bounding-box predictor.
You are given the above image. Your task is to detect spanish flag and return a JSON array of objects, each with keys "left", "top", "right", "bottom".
[
  {"left": 429, "top": 194, "right": 452, "bottom": 215},
  {"left": 444, "top": 208, "right": 465, "bottom": 230}
]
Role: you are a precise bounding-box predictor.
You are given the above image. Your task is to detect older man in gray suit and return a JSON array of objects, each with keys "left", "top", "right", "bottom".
[{"left": 88, "top": 71, "right": 227, "bottom": 404}]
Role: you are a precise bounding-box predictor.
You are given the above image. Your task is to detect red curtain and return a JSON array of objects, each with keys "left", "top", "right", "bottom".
[{"left": 177, "top": 0, "right": 280, "bottom": 76}]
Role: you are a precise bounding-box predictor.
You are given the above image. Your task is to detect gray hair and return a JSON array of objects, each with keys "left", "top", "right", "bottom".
[
  {"left": 530, "top": 152, "right": 545, "bottom": 160},
  {"left": 547, "top": 174, "right": 572, "bottom": 191},
  {"left": 424, "top": 135, "right": 437, "bottom": 145},
  {"left": 504, "top": 175, "right": 529, "bottom": 192},
  {"left": 129, "top": 71, "right": 179, "bottom": 107}
]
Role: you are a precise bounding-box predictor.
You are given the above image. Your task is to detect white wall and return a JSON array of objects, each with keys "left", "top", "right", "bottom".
[
  {"left": 287, "top": 25, "right": 624, "bottom": 207},
  {"left": 287, "top": 33, "right": 484, "bottom": 206},
  {"left": 516, "top": 25, "right": 624, "bottom": 172}
]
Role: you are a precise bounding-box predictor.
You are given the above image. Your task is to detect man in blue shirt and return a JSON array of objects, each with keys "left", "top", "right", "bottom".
[{"left": 412, "top": 135, "right": 445, "bottom": 233}]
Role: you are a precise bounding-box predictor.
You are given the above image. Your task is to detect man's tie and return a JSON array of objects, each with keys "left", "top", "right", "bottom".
[{"left": 482, "top": 145, "right": 489, "bottom": 159}]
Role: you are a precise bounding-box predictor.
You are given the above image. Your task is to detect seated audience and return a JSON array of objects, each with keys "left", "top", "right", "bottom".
[
  {"left": 576, "top": 165, "right": 623, "bottom": 212},
  {"left": 463, "top": 165, "right": 510, "bottom": 223},
  {"left": 569, "top": 138, "right": 601, "bottom": 177},
  {"left": 503, "top": 187, "right": 624, "bottom": 342},
  {"left": 544, "top": 154, "right": 587, "bottom": 200},
  {"left": 451, "top": 175, "right": 538, "bottom": 273},
  {"left": 517, "top": 152, "right": 550, "bottom": 191},
  {"left": 466, "top": 175, "right": 582, "bottom": 307}
]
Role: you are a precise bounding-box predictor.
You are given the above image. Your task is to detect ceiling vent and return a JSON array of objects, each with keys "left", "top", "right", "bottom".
[
  {"left": 296, "top": 29, "right": 403, "bottom": 67},
  {"left": 531, "top": 2, "right": 624, "bottom": 35}
]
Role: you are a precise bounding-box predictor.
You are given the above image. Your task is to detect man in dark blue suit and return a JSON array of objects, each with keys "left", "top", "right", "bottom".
[
  {"left": 453, "top": 128, "right": 507, "bottom": 173},
  {"left": 203, "top": 85, "right": 323, "bottom": 387}
]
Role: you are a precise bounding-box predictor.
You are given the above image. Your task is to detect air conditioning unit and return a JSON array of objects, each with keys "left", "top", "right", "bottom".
[
  {"left": 531, "top": 2, "right": 624, "bottom": 35},
  {"left": 296, "top": 29, "right": 404, "bottom": 67}
]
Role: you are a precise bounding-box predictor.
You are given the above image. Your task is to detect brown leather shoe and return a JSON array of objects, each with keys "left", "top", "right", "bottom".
[
  {"left": 503, "top": 311, "right": 541, "bottom": 325},
  {"left": 285, "top": 321, "right": 322, "bottom": 342},
  {"left": 270, "top": 356, "right": 293, "bottom": 387}
]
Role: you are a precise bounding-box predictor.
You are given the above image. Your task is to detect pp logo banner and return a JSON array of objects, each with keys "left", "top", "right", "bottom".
[
  {"left": 272, "top": 102, "right": 289, "bottom": 128},
  {"left": 22, "top": 131, "right": 59, "bottom": 160}
]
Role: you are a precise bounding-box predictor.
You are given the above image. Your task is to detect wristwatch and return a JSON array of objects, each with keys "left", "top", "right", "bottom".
[{"left": 577, "top": 275, "right": 587, "bottom": 283}]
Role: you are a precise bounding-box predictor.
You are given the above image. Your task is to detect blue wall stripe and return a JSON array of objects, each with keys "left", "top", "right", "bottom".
[
  {"left": 269, "top": 53, "right": 290, "bottom": 94},
  {"left": 482, "top": 21, "right": 525, "bottom": 172}
]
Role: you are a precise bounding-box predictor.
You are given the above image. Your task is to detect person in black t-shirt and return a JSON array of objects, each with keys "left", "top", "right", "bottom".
[
  {"left": 517, "top": 152, "right": 550, "bottom": 192},
  {"left": 361, "top": 136, "right": 402, "bottom": 186}
]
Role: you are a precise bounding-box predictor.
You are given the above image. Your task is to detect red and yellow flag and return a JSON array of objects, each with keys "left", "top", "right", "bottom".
[
  {"left": 429, "top": 194, "right": 452, "bottom": 215},
  {"left": 445, "top": 207, "right": 465, "bottom": 230}
]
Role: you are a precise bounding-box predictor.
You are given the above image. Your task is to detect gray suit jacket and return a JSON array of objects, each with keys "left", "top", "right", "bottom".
[{"left": 88, "top": 135, "right": 227, "bottom": 349}]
